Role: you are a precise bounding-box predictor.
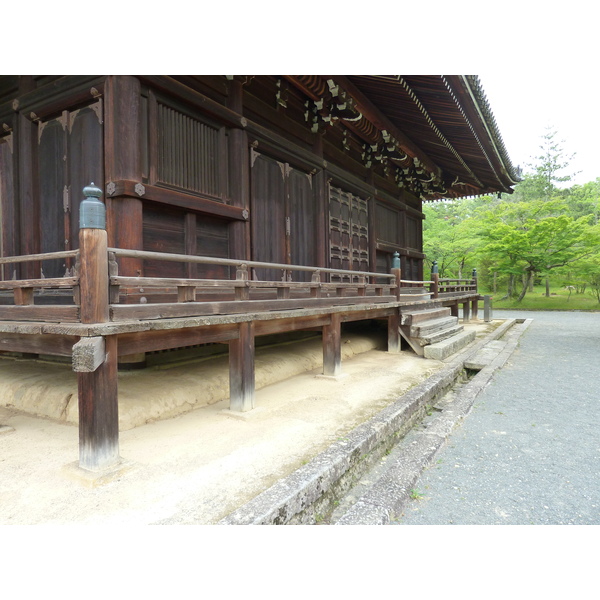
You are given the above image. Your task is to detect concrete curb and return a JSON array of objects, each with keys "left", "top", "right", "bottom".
[
  {"left": 219, "top": 318, "right": 528, "bottom": 525},
  {"left": 335, "top": 319, "right": 532, "bottom": 525}
]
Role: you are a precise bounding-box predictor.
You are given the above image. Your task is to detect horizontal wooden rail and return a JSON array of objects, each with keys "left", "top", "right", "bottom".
[
  {"left": 0, "top": 250, "right": 79, "bottom": 265},
  {"left": 108, "top": 248, "right": 394, "bottom": 281},
  {"left": 0, "top": 277, "right": 79, "bottom": 289}
]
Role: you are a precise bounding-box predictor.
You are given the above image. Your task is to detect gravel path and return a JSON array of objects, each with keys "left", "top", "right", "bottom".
[{"left": 394, "top": 310, "right": 600, "bottom": 525}]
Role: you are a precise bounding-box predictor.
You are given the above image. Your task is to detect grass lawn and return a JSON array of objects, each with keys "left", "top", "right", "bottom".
[{"left": 484, "top": 285, "right": 600, "bottom": 311}]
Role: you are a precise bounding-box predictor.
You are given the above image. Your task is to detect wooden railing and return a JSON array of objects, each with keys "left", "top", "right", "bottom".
[
  {"left": 108, "top": 248, "right": 399, "bottom": 322},
  {"left": 0, "top": 250, "right": 81, "bottom": 322},
  {"left": 0, "top": 248, "right": 480, "bottom": 325}
]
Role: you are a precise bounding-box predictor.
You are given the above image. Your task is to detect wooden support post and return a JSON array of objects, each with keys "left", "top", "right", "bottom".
[
  {"left": 322, "top": 313, "right": 342, "bottom": 377},
  {"left": 388, "top": 308, "right": 401, "bottom": 354},
  {"left": 229, "top": 321, "right": 255, "bottom": 412},
  {"left": 78, "top": 335, "right": 119, "bottom": 472},
  {"left": 471, "top": 298, "right": 478, "bottom": 320},
  {"left": 462, "top": 300, "right": 471, "bottom": 322},
  {"left": 76, "top": 183, "right": 120, "bottom": 472},
  {"left": 450, "top": 301, "right": 459, "bottom": 318}
]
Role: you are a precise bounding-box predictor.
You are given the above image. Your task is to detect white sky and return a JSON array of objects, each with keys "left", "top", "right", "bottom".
[{"left": 478, "top": 72, "right": 599, "bottom": 186}]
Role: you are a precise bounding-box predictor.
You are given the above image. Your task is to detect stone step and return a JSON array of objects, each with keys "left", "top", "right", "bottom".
[
  {"left": 410, "top": 316, "right": 459, "bottom": 338},
  {"left": 423, "top": 330, "right": 477, "bottom": 360},
  {"left": 418, "top": 324, "right": 465, "bottom": 346},
  {"left": 401, "top": 307, "right": 451, "bottom": 327}
]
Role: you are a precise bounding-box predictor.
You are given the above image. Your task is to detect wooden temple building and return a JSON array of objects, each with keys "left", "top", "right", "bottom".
[{"left": 0, "top": 75, "right": 519, "bottom": 472}]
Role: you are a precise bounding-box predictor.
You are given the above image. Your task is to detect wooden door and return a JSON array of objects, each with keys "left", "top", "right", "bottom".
[
  {"left": 250, "top": 150, "right": 316, "bottom": 281},
  {"left": 328, "top": 184, "right": 369, "bottom": 281}
]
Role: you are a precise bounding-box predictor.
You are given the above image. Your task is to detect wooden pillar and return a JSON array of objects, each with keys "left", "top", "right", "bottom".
[
  {"left": 77, "top": 183, "right": 120, "bottom": 472},
  {"left": 104, "top": 76, "right": 143, "bottom": 276},
  {"left": 229, "top": 321, "right": 255, "bottom": 412},
  {"left": 462, "top": 300, "right": 471, "bottom": 323},
  {"left": 78, "top": 335, "right": 119, "bottom": 471},
  {"left": 471, "top": 298, "right": 478, "bottom": 320},
  {"left": 388, "top": 309, "right": 401, "bottom": 354},
  {"left": 450, "top": 302, "right": 459, "bottom": 318},
  {"left": 323, "top": 313, "right": 342, "bottom": 376}
]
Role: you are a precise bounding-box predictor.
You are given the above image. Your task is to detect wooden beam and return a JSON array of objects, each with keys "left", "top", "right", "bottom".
[
  {"left": 78, "top": 335, "right": 119, "bottom": 472},
  {"left": 229, "top": 321, "right": 255, "bottom": 412},
  {"left": 72, "top": 336, "right": 106, "bottom": 372}
]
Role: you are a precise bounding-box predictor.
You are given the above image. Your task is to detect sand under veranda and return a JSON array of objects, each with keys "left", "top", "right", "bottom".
[{"left": 0, "top": 320, "right": 497, "bottom": 524}]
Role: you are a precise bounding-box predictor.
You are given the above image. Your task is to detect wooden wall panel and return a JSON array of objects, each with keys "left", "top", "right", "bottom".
[
  {"left": 156, "top": 101, "right": 227, "bottom": 200},
  {"left": 196, "top": 216, "right": 230, "bottom": 279},
  {"left": 142, "top": 206, "right": 186, "bottom": 278}
]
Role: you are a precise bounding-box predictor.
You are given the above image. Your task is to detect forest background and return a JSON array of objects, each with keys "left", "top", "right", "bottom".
[{"left": 424, "top": 128, "right": 600, "bottom": 310}]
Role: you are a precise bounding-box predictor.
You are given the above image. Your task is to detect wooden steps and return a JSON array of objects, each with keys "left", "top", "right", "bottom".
[{"left": 399, "top": 307, "right": 473, "bottom": 358}]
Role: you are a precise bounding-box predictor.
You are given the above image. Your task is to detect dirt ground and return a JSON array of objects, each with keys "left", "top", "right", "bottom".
[{"left": 0, "top": 320, "right": 497, "bottom": 525}]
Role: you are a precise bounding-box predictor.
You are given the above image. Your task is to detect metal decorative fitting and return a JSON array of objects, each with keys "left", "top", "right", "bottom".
[
  {"left": 242, "top": 209, "right": 249, "bottom": 220},
  {"left": 134, "top": 183, "right": 146, "bottom": 197},
  {"left": 106, "top": 182, "right": 116, "bottom": 196},
  {"left": 80, "top": 182, "right": 106, "bottom": 230},
  {"left": 392, "top": 252, "right": 401, "bottom": 270}
]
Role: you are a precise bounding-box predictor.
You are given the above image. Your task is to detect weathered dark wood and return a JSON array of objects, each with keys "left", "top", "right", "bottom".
[
  {"left": 392, "top": 267, "right": 402, "bottom": 300},
  {"left": 229, "top": 321, "right": 255, "bottom": 412},
  {"left": 0, "top": 276, "right": 78, "bottom": 289},
  {"left": 0, "top": 305, "right": 79, "bottom": 322},
  {"left": 105, "top": 76, "right": 143, "bottom": 276},
  {"left": 322, "top": 313, "right": 342, "bottom": 377},
  {"left": 462, "top": 301, "right": 471, "bottom": 322},
  {"left": 0, "top": 332, "right": 78, "bottom": 355},
  {"left": 13, "top": 287, "right": 34, "bottom": 305},
  {"left": 117, "top": 323, "right": 239, "bottom": 355},
  {"left": 110, "top": 295, "right": 396, "bottom": 321},
  {"left": 78, "top": 335, "right": 119, "bottom": 472},
  {"left": 79, "top": 228, "right": 109, "bottom": 324},
  {"left": 471, "top": 298, "right": 478, "bottom": 320}
]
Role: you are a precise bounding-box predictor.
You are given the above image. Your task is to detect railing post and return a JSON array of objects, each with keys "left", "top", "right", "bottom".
[
  {"left": 391, "top": 251, "right": 401, "bottom": 301},
  {"left": 76, "top": 183, "right": 120, "bottom": 473},
  {"left": 472, "top": 268, "right": 478, "bottom": 293},
  {"left": 431, "top": 260, "right": 439, "bottom": 299},
  {"left": 235, "top": 264, "right": 250, "bottom": 301},
  {"left": 79, "top": 183, "right": 109, "bottom": 324}
]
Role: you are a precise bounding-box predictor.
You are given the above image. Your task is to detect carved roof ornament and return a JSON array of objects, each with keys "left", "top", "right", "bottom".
[{"left": 275, "top": 78, "right": 288, "bottom": 108}]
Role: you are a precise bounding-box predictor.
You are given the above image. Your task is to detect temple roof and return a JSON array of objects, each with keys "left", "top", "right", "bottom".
[{"left": 313, "top": 75, "right": 520, "bottom": 200}]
